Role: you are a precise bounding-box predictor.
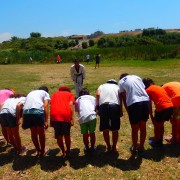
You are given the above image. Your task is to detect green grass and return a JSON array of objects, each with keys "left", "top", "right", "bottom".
[{"left": 0, "top": 59, "right": 180, "bottom": 179}]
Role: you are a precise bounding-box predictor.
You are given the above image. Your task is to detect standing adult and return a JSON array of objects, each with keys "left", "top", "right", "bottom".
[
  {"left": 95, "top": 54, "right": 100, "bottom": 69},
  {"left": 143, "top": 78, "right": 173, "bottom": 147},
  {"left": 162, "top": 82, "right": 180, "bottom": 144},
  {"left": 118, "top": 74, "right": 149, "bottom": 155},
  {"left": 86, "top": 53, "right": 90, "bottom": 64},
  {"left": 70, "top": 59, "right": 85, "bottom": 98},
  {"left": 50, "top": 86, "right": 75, "bottom": 157},
  {"left": 22, "top": 86, "right": 50, "bottom": 157},
  {"left": 29, "top": 57, "right": 33, "bottom": 64},
  {"left": 96, "top": 79, "right": 122, "bottom": 152},
  {"left": 57, "top": 55, "right": 61, "bottom": 64}
]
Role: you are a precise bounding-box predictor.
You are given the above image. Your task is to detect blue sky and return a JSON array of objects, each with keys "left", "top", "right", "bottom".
[{"left": 0, "top": 0, "right": 180, "bottom": 42}]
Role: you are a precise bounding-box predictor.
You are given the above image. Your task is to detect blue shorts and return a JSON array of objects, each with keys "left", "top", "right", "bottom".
[
  {"left": 0, "top": 113, "right": 17, "bottom": 128},
  {"left": 99, "top": 103, "right": 120, "bottom": 131},
  {"left": 128, "top": 101, "right": 150, "bottom": 124},
  {"left": 51, "top": 121, "right": 71, "bottom": 138},
  {"left": 23, "top": 109, "right": 45, "bottom": 129},
  {"left": 154, "top": 107, "right": 173, "bottom": 122}
]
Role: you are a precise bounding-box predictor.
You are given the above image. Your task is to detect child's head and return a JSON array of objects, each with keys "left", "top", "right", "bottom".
[
  {"left": 107, "top": 79, "right": 118, "bottom": 85},
  {"left": 59, "top": 86, "right": 71, "bottom": 92},
  {"left": 119, "top": 73, "right": 129, "bottom": 80},
  {"left": 79, "top": 88, "right": 89, "bottom": 96},
  {"left": 39, "top": 86, "right": 49, "bottom": 93},
  {"left": 142, "top": 78, "right": 155, "bottom": 89}
]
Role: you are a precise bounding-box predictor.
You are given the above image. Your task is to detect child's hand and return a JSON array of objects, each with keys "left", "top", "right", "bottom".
[
  {"left": 70, "top": 119, "right": 74, "bottom": 126},
  {"left": 44, "top": 122, "right": 48, "bottom": 129}
]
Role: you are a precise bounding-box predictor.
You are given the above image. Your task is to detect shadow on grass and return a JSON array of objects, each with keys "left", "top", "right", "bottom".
[
  {"left": 68, "top": 145, "right": 142, "bottom": 171},
  {"left": 1, "top": 143, "right": 179, "bottom": 173}
]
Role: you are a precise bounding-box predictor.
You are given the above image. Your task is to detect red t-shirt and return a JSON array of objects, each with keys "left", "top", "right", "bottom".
[
  {"left": 146, "top": 85, "right": 173, "bottom": 112},
  {"left": 50, "top": 91, "right": 75, "bottom": 122}
]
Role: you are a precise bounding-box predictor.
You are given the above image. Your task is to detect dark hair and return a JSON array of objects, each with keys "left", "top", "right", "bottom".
[
  {"left": 107, "top": 79, "right": 117, "bottom": 85},
  {"left": 79, "top": 88, "right": 90, "bottom": 96},
  {"left": 59, "top": 86, "right": 71, "bottom": 92},
  {"left": 142, "top": 78, "right": 155, "bottom": 89},
  {"left": 74, "top": 59, "right": 80, "bottom": 63},
  {"left": 120, "top": 73, "right": 129, "bottom": 80},
  {"left": 10, "top": 93, "right": 26, "bottom": 98},
  {"left": 38, "top": 86, "right": 49, "bottom": 93}
]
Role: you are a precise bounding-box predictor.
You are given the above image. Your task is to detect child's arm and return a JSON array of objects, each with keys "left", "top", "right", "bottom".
[
  {"left": 70, "top": 101, "right": 75, "bottom": 126},
  {"left": 44, "top": 100, "right": 49, "bottom": 129},
  {"left": 16, "top": 102, "right": 23, "bottom": 125}
]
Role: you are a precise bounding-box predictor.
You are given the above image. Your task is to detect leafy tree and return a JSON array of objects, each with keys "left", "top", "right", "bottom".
[
  {"left": 89, "top": 31, "right": 104, "bottom": 38},
  {"left": 62, "top": 40, "right": 69, "bottom": 49},
  {"left": 82, "top": 42, "right": 88, "bottom": 49},
  {"left": 69, "top": 40, "right": 76, "bottom": 47},
  {"left": 30, "top": 32, "right": 41, "bottom": 38},
  {"left": 89, "top": 39, "right": 94, "bottom": 47}
]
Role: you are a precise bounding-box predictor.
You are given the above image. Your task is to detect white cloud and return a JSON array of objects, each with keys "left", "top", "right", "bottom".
[{"left": 0, "top": 32, "right": 12, "bottom": 43}]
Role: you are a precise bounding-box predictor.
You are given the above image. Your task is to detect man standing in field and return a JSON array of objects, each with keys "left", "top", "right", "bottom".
[{"left": 70, "top": 59, "right": 85, "bottom": 98}]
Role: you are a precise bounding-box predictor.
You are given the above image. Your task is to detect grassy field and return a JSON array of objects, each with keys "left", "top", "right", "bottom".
[{"left": 0, "top": 59, "right": 180, "bottom": 180}]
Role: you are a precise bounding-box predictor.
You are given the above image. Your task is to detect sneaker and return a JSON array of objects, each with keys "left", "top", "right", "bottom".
[
  {"left": 129, "top": 145, "right": 138, "bottom": 156},
  {"left": 41, "top": 148, "right": 50, "bottom": 157},
  {"left": 149, "top": 139, "right": 163, "bottom": 148},
  {"left": 90, "top": 146, "right": 96, "bottom": 152},
  {"left": 84, "top": 147, "right": 90, "bottom": 153},
  {"left": 18, "top": 146, "right": 28, "bottom": 155}
]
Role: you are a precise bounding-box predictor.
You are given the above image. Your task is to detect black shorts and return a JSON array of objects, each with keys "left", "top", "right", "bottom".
[
  {"left": 23, "top": 113, "right": 45, "bottom": 129},
  {"left": 128, "top": 101, "right": 150, "bottom": 125},
  {"left": 154, "top": 107, "right": 173, "bottom": 122},
  {"left": 51, "top": 121, "right": 71, "bottom": 138},
  {"left": 0, "top": 113, "right": 17, "bottom": 128},
  {"left": 99, "top": 103, "right": 120, "bottom": 131}
]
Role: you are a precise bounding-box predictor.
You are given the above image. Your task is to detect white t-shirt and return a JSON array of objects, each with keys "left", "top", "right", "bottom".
[
  {"left": 118, "top": 75, "right": 149, "bottom": 106},
  {"left": 1, "top": 97, "right": 26, "bottom": 116},
  {"left": 98, "top": 83, "right": 120, "bottom": 106},
  {"left": 23, "top": 90, "right": 50, "bottom": 111},
  {"left": 75, "top": 95, "right": 96, "bottom": 124}
]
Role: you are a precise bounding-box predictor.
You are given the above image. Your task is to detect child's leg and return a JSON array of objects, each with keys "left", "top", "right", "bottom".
[
  {"left": 112, "top": 130, "right": 118, "bottom": 152},
  {"left": 130, "top": 124, "right": 139, "bottom": 151},
  {"left": 174, "top": 119, "right": 180, "bottom": 143},
  {"left": 2, "top": 127, "right": 10, "bottom": 144},
  {"left": 37, "top": 126, "right": 46, "bottom": 155},
  {"left": 11, "top": 126, "right": 22, "bottom": 152},
  {"left": 154, "top": 121, "right": 164, "bottom": 141},
  {"left": 64, "top": 135, "right": 71, "bottom": 154},
  {"left": 30, "top": 127, "right": 40, "bottom": 153},
  {"left": 103, "top": 129, "right": 111, "bottom": 150},
  {"left": 89, "top": 132, "right": 96, "bottom": 149},
  {"left": 57, "top": 135, "right": 65, "bottom": 156},
  {"left": 83, "top": 133, "right": 89, "bottom": 149},
  {"left": 5, "top": 127, "right": 16, "bottom": 148},
  {"left": 139, "top": 120, "right": 146, "bottom": 150}
]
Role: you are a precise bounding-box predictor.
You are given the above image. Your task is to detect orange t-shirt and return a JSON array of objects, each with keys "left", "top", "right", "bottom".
[
  {"left": 162, "top": 82, "right": 180, "bottom": 107},
  {"left": 146, "top": 85, "right": 173, "bottom": 112}
]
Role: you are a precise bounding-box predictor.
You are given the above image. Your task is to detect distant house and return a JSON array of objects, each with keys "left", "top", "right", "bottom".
[
  {"left": 70, "top": 35, "right": 87, "bottom": 40},
  {"left": 134, "top": 29, "right": 141, "bottom": 31}
]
